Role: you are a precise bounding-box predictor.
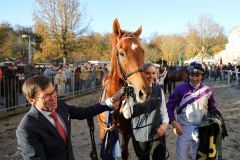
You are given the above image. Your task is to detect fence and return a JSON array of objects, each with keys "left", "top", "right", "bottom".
[
  {"left": 207, "top": 69, "right": 240, "bottom": 85},
  {"left": 0, "top": 70, "right": 105, "bottom": 117},
  {"left": 221, "top": 70, "right": 239, "bottom": 85}
]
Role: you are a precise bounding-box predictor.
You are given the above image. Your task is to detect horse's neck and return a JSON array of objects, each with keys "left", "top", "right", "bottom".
[
  {"left": 108, "top": 48, "right": 123, "bottom": 97},
  {"left": 104, "top": 69, "right": 124, "bottom": 109},
  {"left": 107, "top": 70, "right": 122, "bottom": 97},
  {"left": 107, "top": 36, "right": 124, "bottom": 97}
]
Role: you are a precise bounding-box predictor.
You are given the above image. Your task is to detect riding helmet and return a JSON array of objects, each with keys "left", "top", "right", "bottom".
[{"left": 188, "top": 61, "right": 205, "bottom": 74}]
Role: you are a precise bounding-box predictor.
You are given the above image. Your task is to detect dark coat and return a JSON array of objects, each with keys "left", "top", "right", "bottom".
[{"left": 16, "top": 100, "right": 109, "bottom": 160}]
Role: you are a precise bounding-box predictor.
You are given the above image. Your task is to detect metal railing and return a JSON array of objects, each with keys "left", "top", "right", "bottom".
[
  {"left": 221, "top": 70, "right": 239, "bottom": 85},
  {"left": 207, "top": 69, "right": 240, "bottom": 85},
  {"left": 0, "top": 70, "right": 106, "bottom": 116}
]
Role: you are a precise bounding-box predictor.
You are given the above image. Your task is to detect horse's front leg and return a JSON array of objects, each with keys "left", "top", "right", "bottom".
[{"left": 121, "top": 133, "right": 131, "bottom": 160}]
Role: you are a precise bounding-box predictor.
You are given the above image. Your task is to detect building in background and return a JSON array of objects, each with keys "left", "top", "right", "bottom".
[{"left": 215, "top": 27, "right": 240, "bottom": 64}]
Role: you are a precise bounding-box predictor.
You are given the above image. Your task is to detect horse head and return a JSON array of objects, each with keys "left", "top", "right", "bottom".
[{"left": 108, "top": 18, "right": 150, "bottom": 105}]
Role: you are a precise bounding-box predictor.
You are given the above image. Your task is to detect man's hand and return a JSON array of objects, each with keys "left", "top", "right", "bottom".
[
  {"left": 102, "top": 88, "right": 125, "bottom": 108},
  {"left": 171, "top": 120, "right": 183, "bottom": 136},
  {"left": 111, "top": 88, "right": 125, "bottom": 103}
]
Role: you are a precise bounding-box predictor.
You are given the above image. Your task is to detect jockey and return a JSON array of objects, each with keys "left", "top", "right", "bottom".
[{"left": 167, "top": 61, "right": 216, "bottom": 160}]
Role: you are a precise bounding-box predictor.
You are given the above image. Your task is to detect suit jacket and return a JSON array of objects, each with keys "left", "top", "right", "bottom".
[{"left": 16, "top": 100, "right": 109, "bottom": 160}]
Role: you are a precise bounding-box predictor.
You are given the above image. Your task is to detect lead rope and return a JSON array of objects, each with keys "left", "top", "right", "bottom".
[
  {"left": 97, "top": 80, "right": 115, "bottom": 131},
  {"left": 87, "top": 117, "right": 99, "bottom": 160},
  {"left": 97, "top": 81, "right": 128, "bottom": 131}
]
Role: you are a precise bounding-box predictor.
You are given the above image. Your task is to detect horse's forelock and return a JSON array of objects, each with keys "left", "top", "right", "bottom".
[{"left": 117, "top": 32, "right": 141, "bottom": 49}]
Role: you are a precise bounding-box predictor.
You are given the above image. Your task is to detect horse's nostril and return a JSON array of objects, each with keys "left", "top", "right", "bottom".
[{"left": 139, "top": 89, "right": 145, "bottom": 99}]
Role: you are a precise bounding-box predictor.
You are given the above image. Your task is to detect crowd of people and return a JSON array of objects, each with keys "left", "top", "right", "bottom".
[
  {"left": 15, "top": 61, "right": 226, "bottom": 160},
  {"left": 0, "top": 62, "right": 109, "bottom": 110},
  {"left": 203, "top": 62, "right": 240, "bottom": 82},
  {"left": 1, "top": 58, "right": 239, "bottom": 111}
]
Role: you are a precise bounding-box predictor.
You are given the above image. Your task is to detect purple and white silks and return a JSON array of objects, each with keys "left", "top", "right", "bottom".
[{"left": 167, "top": 83, "right": 216, "bottom": 126}]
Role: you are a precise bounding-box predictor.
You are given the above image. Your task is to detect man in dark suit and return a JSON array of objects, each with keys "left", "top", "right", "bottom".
[{"left": 16, "top": 75, "right": 124, "bottom": 160}]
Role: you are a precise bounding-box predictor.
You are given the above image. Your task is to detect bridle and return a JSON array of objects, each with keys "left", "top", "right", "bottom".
[
  {"left": 115, "top": 35, "right": 144, "bottom": 100},
  {"left": 116, "top": 49, "right": 143, "bottom": 80},
  {"left": 115, "top": 35, "right": 143, "bottom": 87},
  {"left": 97, "top": 35, "right": 144, "bottom": 132}
]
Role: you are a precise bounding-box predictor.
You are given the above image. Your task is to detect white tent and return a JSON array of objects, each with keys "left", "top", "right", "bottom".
[
  {"left": 214, "top": 27, "right": 240, "bottom": 64},
  {"left": 184, "top": 54, "right": 215, "bottom": 64}
]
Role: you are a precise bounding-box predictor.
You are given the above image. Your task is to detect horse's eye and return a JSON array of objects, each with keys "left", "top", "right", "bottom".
[{"left": 119, "top": 51, "right": 125, "bottom": 56}]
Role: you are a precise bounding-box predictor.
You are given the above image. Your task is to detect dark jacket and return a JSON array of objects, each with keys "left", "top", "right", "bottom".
[{"left": 16, "top": 100, "right": 109, "bottom": 160}]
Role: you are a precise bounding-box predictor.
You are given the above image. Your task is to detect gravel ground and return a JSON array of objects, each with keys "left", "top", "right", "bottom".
[{"left": 0, "top": 81, "right": 240, "bottom": 160}]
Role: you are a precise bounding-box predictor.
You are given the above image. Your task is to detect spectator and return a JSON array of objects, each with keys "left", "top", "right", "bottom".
[
  {"left": 74, "top": 66, "right": 81, "bottom": 91},
  {"left": 43, "top": 65, "right": 59, "bottom": 84},
  {"left": 80, "top": 64, "right": 89, "bottom": 89},
  {"left": 16, "top": 64, "right": 25, "bottom": 94},
  {"left": 214, "top": 64, "right": 222, "bottom": 81},
  {"left": 30, "top": 63, "right": 42, "bottom": 76},
  {"left": 54, "top": 66, "right": 67, "bottom": 96},
  {"left": 157, "top": 66, "right": 167, "bottom": 90},
  {"left": 4, "top": 63, "right": 18, "bottom": 110},
  {"left": 103, "top": 63, "right": 109, "bottom": 75},
  {"left": 64, "top": 64, "right": 73, "bottom": 92},
  {"left": 96, "top": 65, "right": 103, "bottom": 86}
]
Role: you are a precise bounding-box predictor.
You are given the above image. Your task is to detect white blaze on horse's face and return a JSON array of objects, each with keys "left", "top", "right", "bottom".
[{"left": 131, "top": 43, "right": 138, "bottom": 51}]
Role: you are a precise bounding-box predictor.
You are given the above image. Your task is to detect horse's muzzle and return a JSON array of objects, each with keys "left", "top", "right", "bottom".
[{"left": 136, "top": 88, "right": 150, "bottom": 103}]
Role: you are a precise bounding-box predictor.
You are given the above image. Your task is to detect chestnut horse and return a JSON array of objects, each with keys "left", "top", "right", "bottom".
[{"left": 98, "top": 19, "right": 151, "bottom": 160}]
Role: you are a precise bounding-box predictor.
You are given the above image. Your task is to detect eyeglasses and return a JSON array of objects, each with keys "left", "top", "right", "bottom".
[{"left": 35, "top": 90, "right": 57, "bottom": 102}]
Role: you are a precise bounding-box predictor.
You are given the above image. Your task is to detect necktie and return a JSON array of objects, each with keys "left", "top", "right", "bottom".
[{"left": 50, "top": 111, "right": 67, "bottom": 142}]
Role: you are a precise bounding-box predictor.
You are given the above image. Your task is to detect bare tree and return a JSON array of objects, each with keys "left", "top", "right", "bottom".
[
  {"left": 34, "top": 0, "right": 90, "bottom": 63},
  {"left": 186, "top": 15, "right": 227, "bottom": 61},
  {"left": 156, "top": 35, "right": 185, "bottom": 65}
]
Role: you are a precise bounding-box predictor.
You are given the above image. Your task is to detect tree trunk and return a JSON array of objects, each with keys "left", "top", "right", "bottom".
[{"left": 63, "top": 56, "right": 66, "bottom": 65}]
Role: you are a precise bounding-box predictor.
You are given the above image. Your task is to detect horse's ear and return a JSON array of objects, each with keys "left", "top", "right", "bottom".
[
  {"left": 113, "top": 18, "right": 123, "bottom": 38},
  {"left": 133, "top": 26, "right": 142, "bottom": 38}
]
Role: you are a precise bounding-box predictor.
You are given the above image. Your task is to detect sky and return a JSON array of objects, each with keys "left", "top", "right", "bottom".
[{"left": 0, "top": 0, "right": 240, "bottom": 40}]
